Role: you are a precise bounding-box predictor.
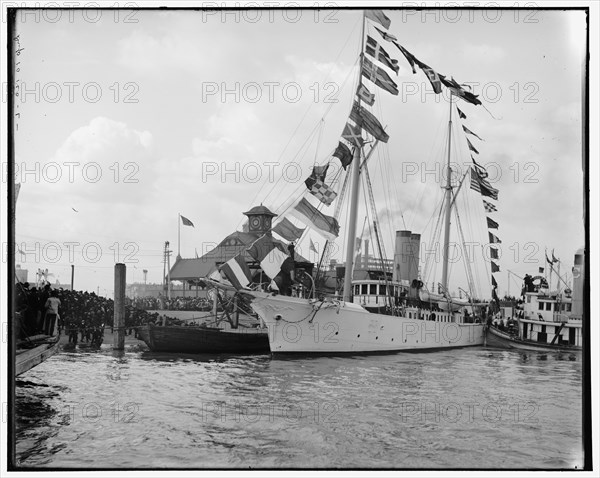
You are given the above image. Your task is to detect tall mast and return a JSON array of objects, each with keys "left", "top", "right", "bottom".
[
  {"left": 440, "top": 93, "right": 454, "bottom": 293},
  {"left": 342, "top": 11, "right": 366, "bottom": 302}
]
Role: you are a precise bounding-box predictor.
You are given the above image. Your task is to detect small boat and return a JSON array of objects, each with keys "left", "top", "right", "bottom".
[
  {"left": 485, "top": 326, "right": 580, "bottom": 352},
  {"left": 16, "top": 333, "right": 61, "bottom": 376},
  {"left": 485, "top": 248, "right": 584, "bottom": 352},
  {"left": 136, "top": 323, "right": 269, "bottom": 354}
]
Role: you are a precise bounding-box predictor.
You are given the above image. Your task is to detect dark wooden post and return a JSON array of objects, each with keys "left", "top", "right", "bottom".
[{"left": 113, "top": 263, "right": 126, "bottom": 350}]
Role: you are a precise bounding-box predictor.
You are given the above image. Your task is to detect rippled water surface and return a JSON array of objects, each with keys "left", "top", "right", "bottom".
[{"left": 15, "top": 345, "right": 583, "bottom": 469}]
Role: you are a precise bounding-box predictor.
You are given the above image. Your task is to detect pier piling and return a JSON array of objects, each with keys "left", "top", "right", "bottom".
[{"left": 113, "top": 263, "right": 126, "bottom": 350}]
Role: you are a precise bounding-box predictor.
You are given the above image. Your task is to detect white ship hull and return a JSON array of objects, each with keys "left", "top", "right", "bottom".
[{"left": 244, "top": 292, "right": 485, "bottom": 353}]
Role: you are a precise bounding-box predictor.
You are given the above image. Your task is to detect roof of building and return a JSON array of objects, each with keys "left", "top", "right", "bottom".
[
  {"left": 169, "top": 230, "right": 309, "bottom": 281},
  {"left": 243, "top": 205, "right": 277, "bottom": 217}
]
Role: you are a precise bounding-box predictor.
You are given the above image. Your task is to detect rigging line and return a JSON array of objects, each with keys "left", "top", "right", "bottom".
[
  {"left": 454, "top": 205, "right": 477, "bottom": 300},
  {"left": 245, "top": 16, "right": 361, "bottom": 212}
]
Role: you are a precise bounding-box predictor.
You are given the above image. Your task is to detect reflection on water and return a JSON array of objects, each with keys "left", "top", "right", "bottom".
[{"left": 14, "top": 346, "right": 584, "bottom": 469}]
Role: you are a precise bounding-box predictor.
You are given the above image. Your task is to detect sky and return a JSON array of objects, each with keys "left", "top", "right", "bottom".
[{"left": 2, "top": 2, "right": 597, "bottom": 300}]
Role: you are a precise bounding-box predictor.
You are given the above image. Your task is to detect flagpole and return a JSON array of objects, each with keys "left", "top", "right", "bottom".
[
  {"left": 178, "top": 213, "right": 181, "bottom": 258},
  {"left": 441, "top": 93, "right": 454, "bottom": 293},
  {"left": 342, "top": 11, "right": 366, "bottom": 302}
]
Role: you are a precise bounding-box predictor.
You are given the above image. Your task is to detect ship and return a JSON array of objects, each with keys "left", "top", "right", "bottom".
[
  {"left": 485, "top": 248, "right": 584, "bottom": 352},
  {"left": 215, "top": 10, "right": 501, "bottom": 354}
]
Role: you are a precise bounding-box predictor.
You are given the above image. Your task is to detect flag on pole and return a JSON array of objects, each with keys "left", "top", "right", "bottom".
[
  {"left": 365, "top": 9, "right": 391, "bottom": 29},
  {"left": 466, "top": 137, "right": 479, "bottom": 154},
  {"left": 441, "top": 76, "right": 482, "bottom": 105},
  {"left": 462, "top": 125, "right": 483, "bottom": 141},
  {"left": 219, "top": 254, "right": 253, "bottom": 289},
  {"left": 457, "top": 107, "right": 466, "bottom": 119},
  {"left": 333, "top": 141, "right": 353, "bottom": 170},
  {"left": 246, "top": 235, "right": 290, "bottom": 280},
  {"left": 470, "top": 167, "right": 499, "bottom": 200},
  {"left": 289, "top": 198, "right": 340, "bottom": 241},
  {"left": 483, "top": 200, "right": 497, "bottom": 213},
  {"left": 490, "top": 247, "right": 499, "bottom": 260},
  {"left": 341, "top": 122, "right": 364, "bottom": 147},
  {"left": 356, "top": 84, "right": 375, "bottom": 106},
  {"left": 350, "top": 101, "right": 390, "bottom": 143},
  {"left": 180, "top": 215, "right": 194, "bottom": 227},
  {"left": 272, "top": 218, "right": 305, "bottom": 242},
  {"left": 491, "top": 261, "right": 500, "bottom": 273},
  {"left": 491, "top": 275, "right": 498, "bottom": 289},
  {"left": 374, "top": 26, "right": 397, "bottom": 42},
  {"left": 393, "top": 43, "right": 418, "bottom": 74},
  {"left": 489, "top": 232, "right": 501, "bottom": 244},
  {"left": 309, "top": 180, "right": 338, "bottom": 206},
  {"left": 486, "top": 217, "right": 499, "bottom": 229},
  {"left": 365, "top": 36, "right": 399, "bottom": 74},
  {"left": 305, "top": 164, "right": 329, "bottom": 190},
  {"left": 361, "top": 57, "right": 399, "bottom": 96},
  {"left": 414, "top": 59, "right": 442, "bottom": 93}
]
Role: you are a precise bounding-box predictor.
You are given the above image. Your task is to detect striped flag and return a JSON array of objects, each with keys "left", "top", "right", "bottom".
[
  {"left": 470, "top": 167, "right": 499, "bottom": 200},
  {"left": 489, "top": 232, "right": 501, "bottom": 244},
  {"left": 350, "top": 101, "right": 390, "bottom": 143},
  {"left": 272, "top": 218, "right": 305, "bottom": 242},
  {"left": 362, "top": 57, "right": 399, "bottom": 96},
  {"left": 219, "top": 254, "right": 253, "bottom": 289},
  {"left": 289, "top": 198, "right": 340, "bottom": 241},
  {"left": 247, "top": 235, "right": 289, "bottom": 280},
  {"left": 483, "top": 200, "right": 497, "bottom": 213}
]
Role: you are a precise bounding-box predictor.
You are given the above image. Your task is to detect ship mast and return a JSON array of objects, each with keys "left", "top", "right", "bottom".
[
  {"left": 342, "top": 12, "right": 367, "bottom": 302},
  {"left": 440, "top": 93, "right": 454, "bottom": 294}
]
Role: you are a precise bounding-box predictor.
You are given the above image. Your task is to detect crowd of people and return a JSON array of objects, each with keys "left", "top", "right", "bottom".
[
  {"left": 15, "top": 283, "right": 181, "bottom": 346},
  {"left": 131, "top": 295, "right": 212, "bottom": 311}
]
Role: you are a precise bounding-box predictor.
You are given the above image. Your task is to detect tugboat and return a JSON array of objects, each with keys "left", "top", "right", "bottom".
[{"left": 486, "top": 248, "right": 584, "bottom": 351}]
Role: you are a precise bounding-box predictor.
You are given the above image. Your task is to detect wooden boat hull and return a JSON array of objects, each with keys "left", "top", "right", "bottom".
[
  {"left": 485, "top": 326, "right": 581, "bottom": 352},
  {"left": 16, "top": 336, "right": 61, "bottom": 376},
  {"left": 136, "top": 324, "right": 270, "bottom": 354}
]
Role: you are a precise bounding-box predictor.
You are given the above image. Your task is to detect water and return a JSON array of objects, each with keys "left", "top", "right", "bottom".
[{"left": 15, "top": 346, "right": 583, "bottom": 469}]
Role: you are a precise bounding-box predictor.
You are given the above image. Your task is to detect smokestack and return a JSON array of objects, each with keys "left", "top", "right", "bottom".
[
  {"left": 410, "top": 233, "right": 421, "bottom": 282},
  {"left": 571, "top": 248, "right": 585, "bottom": 318},
  {"left": 394, "top": 230, "right": 412, "bottom": 282}
]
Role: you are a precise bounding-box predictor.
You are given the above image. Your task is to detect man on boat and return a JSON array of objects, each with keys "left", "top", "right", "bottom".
[{"left": 272, "top": 244, "right": 296, "bottom": 296}]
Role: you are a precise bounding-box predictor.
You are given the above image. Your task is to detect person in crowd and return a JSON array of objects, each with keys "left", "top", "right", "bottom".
[{"left": 43, "top": 289, "right": 61, "bottom": 336}]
